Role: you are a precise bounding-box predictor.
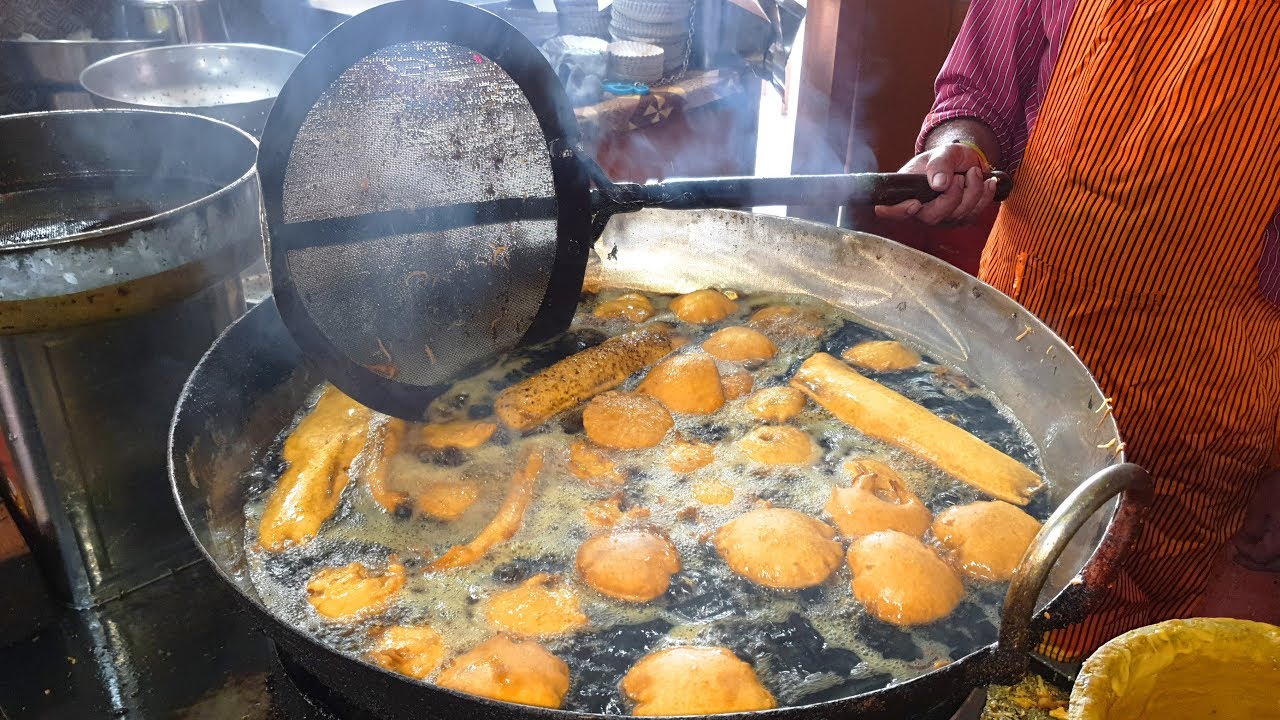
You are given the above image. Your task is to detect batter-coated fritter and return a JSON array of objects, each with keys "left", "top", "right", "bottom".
[
  {"left": 593, "top": 292, "right": 655, "bottom": 323},
  {"left": 847, "top": 531, "right": 963, "bottom": 626},
  {"left": 428, "top": 448, "right": 542, "bottom": 571},
  {"left": 703, "top": 326, "right": 778, "bottom": 362},
  {"left": 259, "top": 387, "right": 372, "bottom": 552},
  {"left": 368, "top": 625, "right": 446, "bottom": 680},
  {"left": 720, "top": 367, "right": 755, "bottom": 400},
  {"left": 748, "top": 304, "right": 825, "bottom": 340},
  {"left": 637, "top": 353, "right": 725, "bottom": 415},
  {"left": 577, "top": 528, "right": 681, "bottom": 602},
  {"left": 841, "top": 340, "right": 921, "bottom": 372},
  {"left": 484, "top": 573, "right": 589, "bottom": 637},
  {"left": 826, "top": 458, "right": 931, "bottom": 538},
  {"left": 436, "top": 635, "right": 570, "bottom": 709},
  {"left": 669, "top": 289, "right": 738, "bottom": 324},
  {"left": 932, "top": 501, "right": 1042, "bottom": 581},
  {"left": 667, "top": 436, "right": 716, "bottom": 472},
  {"left": 621, "top": 646, "right": 777, "bottom": 716},
  {"left": 421, "top": 420, "right": 497, "bottom": 450},
  {"left": 495, "top": 324, "right": 678, "bottom": 432},
  {"left": 416, "top": 480, "right": 479, "bottom": 521},
  {"left": 568, "top": 440, "right": 625, "bottom": 487},
  {"left": 306, "top": 559, "right": 406, "bottom": 621},
  {"left": 745, "top": 386, "right": 806, "bottom": 422},
  {"left": 582, "top": 391, "right": 673, "bottom": 450},
  {"left": 737, "top": 425, "right": 816, "bottom": 465},
  {"left": 365, "top": 418, "right": 410, "bottom": 515},
  {"left": 714, "top": 508, "right": 842, "bottom": 589}
]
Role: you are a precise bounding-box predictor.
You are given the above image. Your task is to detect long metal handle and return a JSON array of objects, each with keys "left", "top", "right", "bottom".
[
  {"left": 630, "top": 171, "right": 1013, "bottom": 209},
  {"left": 995, "top": 462, "right": 1150, "bottom": 673}
]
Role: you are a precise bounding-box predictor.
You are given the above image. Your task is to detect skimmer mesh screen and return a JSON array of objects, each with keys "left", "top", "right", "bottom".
[{"left": 280, "top": 41, "right": 557, "bottom": 387}]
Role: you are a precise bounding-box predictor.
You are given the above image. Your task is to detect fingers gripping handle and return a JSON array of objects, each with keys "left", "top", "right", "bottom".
[
  {"left": 873, "top": 170, "right": 1013, "bottom": 205},
  {"left": 996, "top": 463, "right": 1151, "bottom": 672}
]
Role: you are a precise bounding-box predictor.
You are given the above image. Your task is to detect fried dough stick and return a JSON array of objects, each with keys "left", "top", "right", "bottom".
[
  {"left": 259, "top": 387, "right": 372, "bottom": 551},
  {"left": 428, "top": 448, "right": 543, "bottom": 570},
  {"left": 495, "top": 324, "right": 679, "bottom": 432},
  {"left": 790, "top": 353, "right": 1042, "bottom": 505},
  {"left": 365, "top": 418, "right": 410, "bottom": 514}
]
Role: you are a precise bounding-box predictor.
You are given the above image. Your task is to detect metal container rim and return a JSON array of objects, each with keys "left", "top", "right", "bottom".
[{"left": 0, "top": 108, "right": 260, "bottom": 254}]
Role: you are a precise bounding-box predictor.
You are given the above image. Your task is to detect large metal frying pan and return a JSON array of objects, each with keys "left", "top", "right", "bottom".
[{"left": 170, "top": 209, "right": 1148, "bottom": 719}]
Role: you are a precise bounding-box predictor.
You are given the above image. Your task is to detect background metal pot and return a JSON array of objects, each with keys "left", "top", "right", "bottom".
[
  {"left": 1, "top": 109, "right": 261, "bottom": 609},
  {"left": 170, "top": 208, "right": 1148, "bottom": 718},
  {"left": 79, "top": 43, "right": 302, "bottom": 136}
]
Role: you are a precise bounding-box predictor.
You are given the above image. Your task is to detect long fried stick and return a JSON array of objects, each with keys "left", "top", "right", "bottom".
[
  {"left": 365, "top": 419, "right": 410, "bottom": 514},
  {"left": 790, "top": 353, "right": 1042, "bottom": 505},
  {"left": 428, "top": 448, "right": 543, "bottom": 570},
  {"left": 495, "top": 324, "right": 678, "bottom": 432}
]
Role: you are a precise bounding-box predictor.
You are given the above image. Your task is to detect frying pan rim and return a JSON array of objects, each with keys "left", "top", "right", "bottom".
[{"left": 170, "top": 209, "right": 1124, "bottom": 718}]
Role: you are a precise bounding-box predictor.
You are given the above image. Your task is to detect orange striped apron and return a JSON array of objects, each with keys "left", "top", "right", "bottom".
[{"left": 981, "top": 0, "right": 1280, "bottom": 661}]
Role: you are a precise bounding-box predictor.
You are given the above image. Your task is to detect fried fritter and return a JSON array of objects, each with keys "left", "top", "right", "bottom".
[
  {"left": 714, "top": 508, "right": 843, "bottom": 589},
  {"left": 932, "top": 501, "right": 1042, "bottom": 581},
  {"left": 847, "top": 531, "right": 963, "bottom": 626},
  {"left": 577, "top": 528, "right": 681, "bottom": 602},
  {"left": 436, "top": 635, "right": 570, "bottom": 709},
  {"left": 621, "top": 646, "right": 777, "bottom": 715},
  {"left": 306, "top": 559, "right": 406, "bottom": 621}
]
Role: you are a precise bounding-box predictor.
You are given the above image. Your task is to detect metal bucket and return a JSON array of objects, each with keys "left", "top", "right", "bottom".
[{"left": 0, "top": 109, "right": 261, "bottom": 608}]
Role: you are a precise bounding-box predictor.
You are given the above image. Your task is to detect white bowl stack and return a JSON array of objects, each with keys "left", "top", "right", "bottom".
[
  {"left": 555, "top": 0, "right": 611, "bottom": 38},
  {"left": 609, "top": 0, "right": 693, "bottom": 78},
  {"left": 605, "top": 40, "right": 664, "bottom": 85}
]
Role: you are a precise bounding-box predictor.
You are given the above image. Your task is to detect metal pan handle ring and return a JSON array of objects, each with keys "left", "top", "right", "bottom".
[{"left": 995, "top": 462, "right": 1151, "bottom": 675}]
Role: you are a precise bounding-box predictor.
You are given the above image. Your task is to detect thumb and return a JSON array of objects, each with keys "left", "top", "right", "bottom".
[{"left": 924, "top": 145, "right": 964, "bottom": 192}]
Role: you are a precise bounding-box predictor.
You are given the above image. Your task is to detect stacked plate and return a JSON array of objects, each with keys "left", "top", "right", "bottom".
[
  {"left": 555, "top": 0, "right": 611, "bottom": 38},
  {"left": 606, "top": 40, "right": 664, "bottom": 85},
  {"left": 609, "top": 0, "right": 693, "bottom": 77},
  {"left": 498, "top": 5, "right": 561, "bottom": 46}
]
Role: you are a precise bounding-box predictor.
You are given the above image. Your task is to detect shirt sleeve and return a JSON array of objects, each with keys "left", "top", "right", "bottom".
[{"left": 917, "top": 0, "right": 1051, "bottom": 173}]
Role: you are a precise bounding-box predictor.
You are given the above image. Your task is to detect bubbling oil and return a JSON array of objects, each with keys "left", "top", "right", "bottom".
[{"left": 242, "top": 290, "right": 1045, "bottom": 714}]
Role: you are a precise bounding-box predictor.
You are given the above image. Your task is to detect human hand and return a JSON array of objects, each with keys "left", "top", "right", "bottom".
[{"left": 874, "top": 143, "right": 997, "bottom": 225}]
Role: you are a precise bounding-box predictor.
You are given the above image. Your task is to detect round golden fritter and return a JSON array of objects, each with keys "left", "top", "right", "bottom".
[
  {"left": 841, "top": 340, "right": 921, "bottom": 372},
  {"left": 737, "top": 425, "right": 816, "bottom": 465},
  {"left": 484, "top": 573, "right": 589, "bottom": 637},
  {"left": 637, "top": 353, "right": 725, "bottom": 415},
  {"left": 747, "top": 304, "right": 825, "bottom": 339},
  {"left": 745, "top": 387, "right": 806, "bottom": 422},
  {"left": 703, "top": 326, "right": 779, "bottom": 362},
  {"left": 825, "top": 459, "right": 931, "bottom": 537},
  {"left": 693, "top": 478, "right": 735, "bottom": 505},
  {"left": 670, "top": 289, "right": 738, "bottom": 324},
  {"left": 436, "top": 635, "right": 570, "bottom": 709},
  {"left": 932, "top": 501, "right": 1042, "bottom": 581},
  {"left": 368, "top": 625, "right": 446, "bottom": 680},
  {"left": 667, "top": 436, "right": 716, "bottom": 473},
  {"left": 593, "top": 292, "right": 655, "bottom": 323},
  {"left": 577, "top": 528, "right": 681, "bottom": 602},
  {"left": 582, "top": 392, "right": 674, "bottom": 450},
  {"left": 847, "top": 531, "right": 964, "bottom": 626},
  {"left": 306, "top": 560, "right": 406, "bottom": 621},
  {"left": 568, "top": 440, "right": 625, "bottom": 487},
  {"left": 621, "top": 646, "right": 777, "bottom": 716},
  {"left": 714, "top": 508, "right": 843, "bottom": 589},
  {"left": 720, "top": 368, "right": 755, "bottom": 400}
]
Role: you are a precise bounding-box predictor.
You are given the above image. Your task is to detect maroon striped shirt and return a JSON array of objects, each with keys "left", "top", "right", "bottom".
[{"left": 917, "top": 0, "right": 1280, "bottom": 302}]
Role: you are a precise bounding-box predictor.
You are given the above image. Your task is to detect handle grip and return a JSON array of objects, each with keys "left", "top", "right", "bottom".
[
  {"left": 994, "top": 462, "right": 1151, "bottom": 677},
  {"left": 620, "top": 170, "right": 1012, "bottom": 210}
]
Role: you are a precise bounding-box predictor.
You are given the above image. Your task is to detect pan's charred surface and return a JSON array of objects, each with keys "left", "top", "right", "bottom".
[{"left": 238, "top": 289, "right": 1046, "bottom": 714}]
